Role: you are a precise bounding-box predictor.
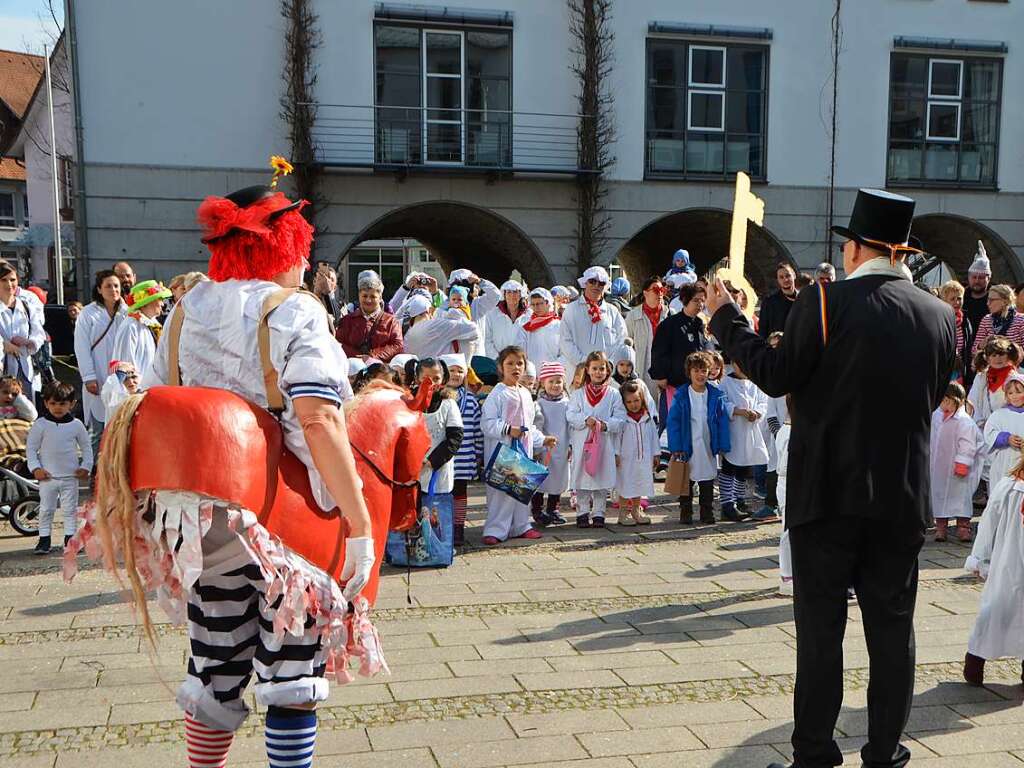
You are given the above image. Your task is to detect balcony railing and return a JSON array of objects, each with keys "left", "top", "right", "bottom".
[{"left": 307, "top": 104, "right": 595, "bottom": 175}]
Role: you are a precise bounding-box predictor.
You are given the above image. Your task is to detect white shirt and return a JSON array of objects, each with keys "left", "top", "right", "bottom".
[
  {"left": 145, "top": 279, "right": 351, "bottom": 511},
  {"left": 27, "top": 414, "right": 93, "bottom": 477},
  {"left": 73, "top": 301, "right": 128, "bottom": 423},
  {"left": 402, "top": 309, "right": 480, "bottom": 360}
]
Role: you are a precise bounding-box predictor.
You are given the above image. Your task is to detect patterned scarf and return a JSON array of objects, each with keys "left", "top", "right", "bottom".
[
  {"left": 993, "top": 308, "right": 1017, "bottom": 337},
  {"left": 584, "top": 296, "right": 603, "bottom": 324},
  {"left": 585, "top": 382, "right": 608, "bottom": 407},
  {"left": 523, "top": 312, "right": 557, "bottom": 332}
]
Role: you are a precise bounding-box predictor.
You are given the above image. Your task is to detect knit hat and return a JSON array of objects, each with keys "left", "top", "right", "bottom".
[
  {"left": 440, "top": 353, "right": 466, "bottom": 371},
  {"left": 125, "top": 280, "right": 172, "bottom": 311},
  {"left": 348, "top": 358, "right": 367, "bottom": 376},
  {"left": 613, "top": 344, "right": 636, "bottom": 366},
  {"left": 538, "top": 362, "right": 566, "bottom": 382},
  {"left": 389, "top": 353, "right": 417, "bottom": 371},
  {"left": 577, "top": 265, "right": 610, "bottom": 289},
  {"left": 969, "top": 241, "right": 992, "bottom": 276},
  {"left": 501, "top": 280, "right": 524, "bottom": 294},
  {"left": 449, "top": 285, "right": 469, "bottom": 301},
  {"left": 673, "top": 249, "right": 693, "bottom": 270},
  {"left": 524, "top": 360, "right": 537, "bottom": 378},
  {"left": 610, "top": 277, "right": 631, "bottom": 297}
]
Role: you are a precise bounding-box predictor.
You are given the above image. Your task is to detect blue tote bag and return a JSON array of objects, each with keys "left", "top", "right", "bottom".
[
  {"left": 483, "top": 438, "right": 550, "bottom": 505},
  {"left": 385, "top": 472, "right": 454, "bottom": 568}
]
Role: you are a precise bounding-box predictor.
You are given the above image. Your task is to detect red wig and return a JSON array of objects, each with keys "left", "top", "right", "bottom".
[{"left": 198, "top": 192, "right": 314, "bottom": 282}]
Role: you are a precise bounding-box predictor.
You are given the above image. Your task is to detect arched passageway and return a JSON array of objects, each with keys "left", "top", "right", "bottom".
[
  {"left": 911, "top": 214, "right": 1021, "bottom": 285},
  {"left": 614, "top": 208, "right": 794, "bottom": 298},
  {"left": 340, "top": 201, "right": 554, "bottom": 289}
]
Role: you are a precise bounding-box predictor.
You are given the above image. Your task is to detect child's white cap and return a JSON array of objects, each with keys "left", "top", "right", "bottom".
[
  {"left": 524, "top": 360, "right": 537, "bottom": 377},
  {"left": 347, "top": 358, "right": 367, "bottom": 376},
  {"left": 389, "top": 353, "right": 417, "bottom": 371},
  {"left": 440, "top": 353, "right": 466, "bottom": 371}
]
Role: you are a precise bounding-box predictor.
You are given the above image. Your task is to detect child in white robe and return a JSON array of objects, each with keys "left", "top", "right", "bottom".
[
  {"left": 567, "top": 350, "right": 626, "bottom": 528},
  {"left": 968, "top": 336, "right": 1020, "bottom": 435},
  {"left": 983, "top": 372, "right": 1024, "bottom": 486},
  {"left": 718, "top": 359, "right": 769, "bottom": 522},
  {"left": 963, "top": 465, "right": 1024, "bottom": 687},
  {"left": 532, "top": 362, "right": 570, "bottom": 526},
  {"left": 615, "top": 381, "right": 658, "bottom": 525},
  {"left": 930, "top": 382, "right": 984, "bottom": 542},
  {"left": 481, "top": 346, "right": 557, "bottom": 545}
]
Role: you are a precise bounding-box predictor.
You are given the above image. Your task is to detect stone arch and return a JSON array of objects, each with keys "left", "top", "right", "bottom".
[
  {"left": 911, "top": 214, "right": 1022, "bottom": 285},
  {"left": 613, "top": 207, "right": 795, "bottom": 298},
  {"left": 340, "top": 201, "right": 554, "bottom": 288}
]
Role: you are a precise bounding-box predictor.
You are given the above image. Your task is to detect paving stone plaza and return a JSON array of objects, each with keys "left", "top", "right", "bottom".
[{"left": 2, "top": 488, "right": 1022, "bottom": 768}]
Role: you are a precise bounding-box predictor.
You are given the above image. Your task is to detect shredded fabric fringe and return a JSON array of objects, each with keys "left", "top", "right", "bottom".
[{"left": 65, "top": 490, "right": 388, "bottom": 682}]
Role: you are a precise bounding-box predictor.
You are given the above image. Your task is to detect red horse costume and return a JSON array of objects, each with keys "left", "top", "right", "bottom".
[{"left": 65, "top": 168, "right": 430, "bottom": 763}]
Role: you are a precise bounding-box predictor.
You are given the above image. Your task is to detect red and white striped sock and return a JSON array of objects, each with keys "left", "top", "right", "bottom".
[{"left": 184, "top": 713, "right": 234, "bottom": 768}]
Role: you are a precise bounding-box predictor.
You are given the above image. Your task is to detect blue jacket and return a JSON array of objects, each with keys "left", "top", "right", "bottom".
[{"left": 667, "top": 383, "right": 731, "bottom": 459}]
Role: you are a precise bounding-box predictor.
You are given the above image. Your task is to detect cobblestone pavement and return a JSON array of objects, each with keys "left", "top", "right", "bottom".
[{"left": 2, "top": 488, "right": 1022, "bottom": 768}]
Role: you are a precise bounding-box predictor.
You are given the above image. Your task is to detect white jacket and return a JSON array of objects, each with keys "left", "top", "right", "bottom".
[{"left": 73, "top": 301, "right": 127, "bottom": 424}]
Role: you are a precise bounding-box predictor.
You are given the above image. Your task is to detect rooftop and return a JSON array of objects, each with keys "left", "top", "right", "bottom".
[
  {"left": 0, "top": 158, "right": 27, "bottom": 182},
  {"left": 0, "top": 49, "right": 44, "bottom": 119}
]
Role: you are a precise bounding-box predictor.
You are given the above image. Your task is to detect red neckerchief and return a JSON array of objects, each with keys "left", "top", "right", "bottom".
[
  {"left": 642, "top": 301, "right": 661, "bottom": 331},
  {"left": 988, "top": 363, "right": 1013, "bottom": 393},
  {"left": 627, "top": 407, "right": 646, "bottom": 422},
  {"left": 584, "top": 296, "right": 603, "bottom": 324},
  {"left": 585, "top": 382, "right": 608, "bottom": 407},
  {"left": 523, "top": 312, "right": 558, "bottom": 332}
]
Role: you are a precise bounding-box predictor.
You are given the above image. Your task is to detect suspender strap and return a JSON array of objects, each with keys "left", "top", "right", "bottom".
[
  {"left": 817, "top": 282, "right": 829, "bottom": 346},
  {"left": 166, "top": 305, "right": 186, "bottom": 386}
]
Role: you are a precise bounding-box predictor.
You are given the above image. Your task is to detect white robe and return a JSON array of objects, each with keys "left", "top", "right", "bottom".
[
  {"left": 403, "top": 309, "right": 480, "bottom": 360},
  {"left": 616, "top": 412, "right": 659, "bottom": 498},
  {"left": 534, "top": 395, "right": 570, "bottom": 495},
  {"left": 624, "top": 304, "right": 668, "bottom": 396},
  {"left": 419, "top": 397, "right": 463, "bottom": 494},
  {"left": 109, "top": 313, "right": 160, "bottom": 382},
  {"left": 764, "top": 395, "right": 788, "bottom": 473},
  {"left": 966, "top": 476, "right": 1024, "bottom": 659},
  {"left": 481, "top": 383, "right": 544, "bottom": 540},
  {"left": 968, "top": 372, "right": 1008, "bottom": 431},
  {"left": 776, "top": 425, "right": 793, "bottom": 581},
  {"left": 719, "top": 375, "right": 769, "bottom": 467},
  {"left": 0, "top": 291, "right": 46, "bottom": 394},
  {"left": 687, "top": 387, "right": 718, "bottom": 482},
  {"left": 559, "top": 298, "right": 628, "bottom": 370},
  {"left": 930, "top": 407, "right": 983, "bottom": 520},
  {"left": 483, "top": 306, "right": 528, "bottom": 360},
  {"left": 982, "top": 406, "right": 1024, "bottom": 486},
  {"left": 73, "top": 301, "right": 127, "bottom": 424},
  {"left": 566, "top": 385, "right": 626, "bottom": 491},
  {"left": 515, "top": 318, "right": 562, "bottom": 368}
]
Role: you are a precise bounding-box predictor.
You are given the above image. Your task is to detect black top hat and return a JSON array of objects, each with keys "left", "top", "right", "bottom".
[
  {"left": 831, "top": 189, "right": 917, "bottom": 249},
  {"left": 200, "top": 185, "right": 303, "bottom": 244}
]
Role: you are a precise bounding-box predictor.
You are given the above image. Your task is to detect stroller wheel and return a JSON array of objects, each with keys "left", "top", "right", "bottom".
[{"left": 10, "top": 499, "right": 40, "bottom": 536}]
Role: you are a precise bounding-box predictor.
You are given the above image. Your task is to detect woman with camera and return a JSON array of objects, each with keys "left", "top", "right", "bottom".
[{"left": 335, "top": 270, "right": 403, "bottom": 363}]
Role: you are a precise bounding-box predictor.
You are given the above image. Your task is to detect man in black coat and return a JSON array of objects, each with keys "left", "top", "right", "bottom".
[
  {"left": 706, "top": 190, "right": 955, "bottom": 768},
  {"left": 757, "top": 262, "right": 799, "bottom": 337}
]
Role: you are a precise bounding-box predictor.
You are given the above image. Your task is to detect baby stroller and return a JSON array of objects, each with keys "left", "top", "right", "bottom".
[{"left": 0, "top": 419, "right": 41, "bottom": 536}]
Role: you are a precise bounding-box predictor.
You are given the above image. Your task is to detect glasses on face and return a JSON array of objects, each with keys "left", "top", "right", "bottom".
[{"left": 586, "top": 279, "right": 607, "bottom": 287}]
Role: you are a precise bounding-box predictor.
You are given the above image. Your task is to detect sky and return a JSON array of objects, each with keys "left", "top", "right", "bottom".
[{"left": 0, "top": 0, "right": 64, "bottom": 55}]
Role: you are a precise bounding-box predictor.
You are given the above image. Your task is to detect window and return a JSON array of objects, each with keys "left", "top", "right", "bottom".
[
  {"left": 345, "top": 246, "right": 405, "bottom": 303},
  {"left": 645, "top": 40, "right": 768, "bottom": 178},
  {"left": 59, "top": 155, "right": 75, "bottom": 214},
  {"left": 887, "top": 53, "right": 1001, "bottom": 185},
  {"left": 0, "top": 193, "right": 14, "bottom": 228},
  {"left": 22, "top": 193, "right": 28, "bottom": 227},
  {"left": 374, "top": 22, "right": 512, "bottom": 167}
]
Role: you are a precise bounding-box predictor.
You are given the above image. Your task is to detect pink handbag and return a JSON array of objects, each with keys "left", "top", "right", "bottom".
[{"left": 583, "top": 425, "right": 603, "bottom": 477}]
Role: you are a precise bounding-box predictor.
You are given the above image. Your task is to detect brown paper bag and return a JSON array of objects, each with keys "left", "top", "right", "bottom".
[{"left": 664, "top": 459, "right": 691, "bottom": 497}]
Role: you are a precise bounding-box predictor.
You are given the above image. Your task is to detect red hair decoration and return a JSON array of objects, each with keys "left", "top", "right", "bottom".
[{"left": 198, "top": 193, "right": 313, "bottom": 282}]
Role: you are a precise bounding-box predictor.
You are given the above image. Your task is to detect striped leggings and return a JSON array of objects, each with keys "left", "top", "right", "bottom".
[{"left": 179, "top": 563, "right": 330, "bottom": 732}]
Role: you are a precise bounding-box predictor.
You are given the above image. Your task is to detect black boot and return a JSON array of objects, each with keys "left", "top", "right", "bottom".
[
  {"left": 679, "top": 494, "right": 693, "bottom": 525},
  {"left": 34, "top": 535, "right": 51, "bottom": 555},
  {"left": 721, "top": 502, "right": 745, "bottom": 522},
  {"left": 531, "top": 493, "right": 550, "bottom": 526},
  {"left": 698, "top": 481, "right": 715, "bottom": 524},
  {"left": 546, "top": 495, "right": 566, "bottom": 525}
]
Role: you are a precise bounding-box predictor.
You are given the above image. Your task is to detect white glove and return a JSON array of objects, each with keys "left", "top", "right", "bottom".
[{"left": 341, "top": 536, "right": 375, "bottom": 602}]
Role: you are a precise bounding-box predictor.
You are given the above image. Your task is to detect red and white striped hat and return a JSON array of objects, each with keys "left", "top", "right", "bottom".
[{"left": 538, "top": 362, "right": 566, "bottom": 382}]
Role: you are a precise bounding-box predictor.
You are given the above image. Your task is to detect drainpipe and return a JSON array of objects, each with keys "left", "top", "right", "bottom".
[{"left": 65, "top": 0, "right": 89, "bottom": 300}]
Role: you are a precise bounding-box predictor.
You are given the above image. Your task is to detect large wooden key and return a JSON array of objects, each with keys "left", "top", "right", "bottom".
[{"left": 716, "top": 172, "right": 764, "bottom": 319}]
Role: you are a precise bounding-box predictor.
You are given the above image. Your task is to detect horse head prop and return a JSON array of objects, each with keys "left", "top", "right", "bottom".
[{"left": 125, "top": 381, "right": 431, "bottom": 605}]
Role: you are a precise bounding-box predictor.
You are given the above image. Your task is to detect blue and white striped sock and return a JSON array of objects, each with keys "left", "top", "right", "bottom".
[
  {"left": 265, "top": 707, "right": 317, "bottom": 768},
  {"left": 718, "top": 474, "right": 735, "bottom": 506}
]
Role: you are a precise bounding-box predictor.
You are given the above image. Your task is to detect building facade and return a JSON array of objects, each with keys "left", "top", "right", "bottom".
[{"left": 69, "top": 0, "right": 1024, "bottom": 296}]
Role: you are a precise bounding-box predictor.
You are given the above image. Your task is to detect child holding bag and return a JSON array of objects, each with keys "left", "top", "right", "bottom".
[
  {"left": 567, "top": 350, "right": 626, "bottom": 528},
  {"left": 615, "top": 381, "right": 658, "bottom": 525},
  {"left": 481, "top": 346, "right": 558, "bottom": 545}
]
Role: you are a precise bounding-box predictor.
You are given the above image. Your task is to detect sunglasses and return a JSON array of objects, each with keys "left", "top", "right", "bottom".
[{"left": 586, "top": 279, "right": 607, "bottom": 287}]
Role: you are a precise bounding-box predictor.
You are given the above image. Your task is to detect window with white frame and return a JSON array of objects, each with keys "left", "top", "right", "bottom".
[
  {"left": 22, "top": 193, "right": 28, "bottom": 227},
  {"left": 888, "top": 53, "right": 1001, "bottom": 185},
  {"left": 0, "top": 193, "right": 14, "bottom": 228},
  {"left": 646, "top": 39, "right": 768, "bottom": 178}
]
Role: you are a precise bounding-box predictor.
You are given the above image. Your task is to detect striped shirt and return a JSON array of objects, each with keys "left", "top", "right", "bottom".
[{"left": 452, "top": 386, "right": 484, "bottom": 480}]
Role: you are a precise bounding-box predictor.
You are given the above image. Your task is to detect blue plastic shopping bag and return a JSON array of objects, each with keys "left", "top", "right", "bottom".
[
  {"left": 483, "top": 438, "right": 550, "bottom": 505},
  {"left": 385, "top": 473, "right": 454, "bottom": 567}
]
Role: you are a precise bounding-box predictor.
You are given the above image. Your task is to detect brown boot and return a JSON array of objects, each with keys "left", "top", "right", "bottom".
[
  {"left": 957, "top": 518, "right": 974, "bottom": 543},
  {"left": 934, "top": 519, "right": 948, "bottom": 542},
  {"left": 964, "top": 652, "right": 985, "bottom": 686}
]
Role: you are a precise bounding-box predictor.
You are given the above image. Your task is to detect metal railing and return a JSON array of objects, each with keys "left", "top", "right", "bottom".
[{"left": 307, "top": 103, "right": 595, "bottom": 175}]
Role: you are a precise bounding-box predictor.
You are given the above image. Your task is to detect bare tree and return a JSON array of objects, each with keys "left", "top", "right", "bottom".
[
  {"left": 279, "top": 0, "right": 327, "bottom": 254},
  {"left": 568, "top": 0, "right": 616, "bottom": 274}
]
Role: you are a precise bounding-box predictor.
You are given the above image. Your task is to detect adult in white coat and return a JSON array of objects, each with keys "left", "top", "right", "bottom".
[
  {"left": 0, "top": 261, "right": 46, "bottom": 399},
  {"left": 624, "top": 277, "right": 669, "bottom": 396},
  {"left": 73, "top": 269, "right": 127, "bottom": 456},
  {"left": 402, "top": 294, "right": 480, "bottom": 360},
  {"left": 108, "top": 280, "right": 172, "bottom": 384},
  {"left": 515, "top": 287, "right": 561, "bottom": 367},
  {"left": 484, "top": 281, "right": 528, "bottom": 359},
  {"left": 559, "top": 266, "right": 627, "bottom": 370}
]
